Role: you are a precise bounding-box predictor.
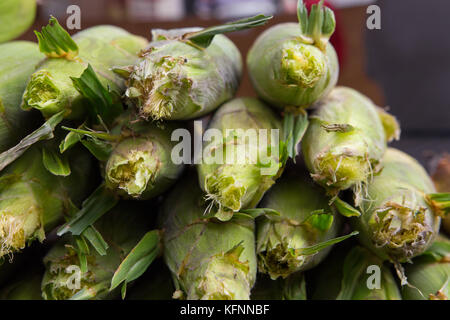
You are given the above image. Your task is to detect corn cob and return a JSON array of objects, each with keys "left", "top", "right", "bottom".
[
  {"left": 21, "top": 18, "right": 148, "bottom": 120},
  {"left": 310, "top": 245, "right": 402, "bottom": 300},
  {"left": 402, "top": 236, "right": 449, "bottom": 300},
  {"left": 103, "top": 118, "right": 184, "bottom": 200},
  {"left": 301, "top": 86, "right": 398, "bottom": 201},
  {"left": 353, "top": 148, "right": 443, "bottom": 263},
  {"left": 247, "top": 0, "right": 339, "bottom": 110},
  {"left": 120, "top": 15, "right": 271, "bottom": 121},
  {"left": 42, "top": 201, "right": 154, "bottom": 300},
  {"left": 0, "top": 41, "right": 44, "bottom": 152},
  {"left": 198, "top": 97, "right": 283, "bottom": 221},
  {"left": 256, "top": 169, "right": 357, "bottom": 279},
  {"left": 0, "top": 144, "right": 93, "bottom": 259},
  {"left": 160, "top": 173, "right": 257, "bottom": 300},
  {"left": 0, "top": 0, "right": 36, "bottom": 43}
]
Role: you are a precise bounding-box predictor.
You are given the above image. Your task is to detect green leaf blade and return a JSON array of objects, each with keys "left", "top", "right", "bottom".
[
  {"left": 0, "top": 111, "right": 64, "bottom": 172},
  {"left": 57, "top": 184, "right": 119, "bottom": 236},
  {"left": 35, "top": 16, "right": 78, "bottom": 59},
  {"left": 334, "top": 197, "right": 361, "bottom": 218},
  {"left": 70, "top": 64, "right": 123, "bottom": 125},
  {"left": 186, "top": 14, "right": 272, "bottom": 48},
  {"left": 82, "top": 226, "right": 109, "bottom": 256},
  {"left": 110, "top": 230, "right": 162, "bottom": 292},
  {"left": 81, "top": 138, "right": 113, "bottom": 162},
  {"left": 238, "top": 208, "right": 281, "bottom": 220},
  {"left": 42, "top": 147, "right": 71, "bottom": 176},
  {"left": 296, "top": 231, "right": 359, "bottom": 256}
]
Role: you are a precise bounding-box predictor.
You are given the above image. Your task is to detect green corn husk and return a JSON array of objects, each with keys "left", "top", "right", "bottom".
[
  {"left": 103, "top": 119, "right": 184, "bottom": 200},
  {"left": 21, "top": 19, "right": 148, "bottom": 120},
  {"left": 0, "top": 145, "right": 93, "bottom": 259},
  {"left": 0, "top": 41, "right": 44, "bottom": 152},
  {"left": 0, "top": 270, "right": 43, "bottom": 300},
  {"left": 160, "top": 173, "right": 257, "bottom": 300},
  {"left": 120, "top": 15, "right": 271, "bottom": 121},
  {"left": 402, "top": 236, "right": 450, "bottom": 300},
  {"left": 198, "top": 97, "right": 283, "bottom": 221},
  {"left": 431, "top": 154, "right": 450, "bottom": 235},
  {"left": 256, "top": 169, "right": 353, "bottom": 280},
  {"left": 54, "top": 92, "right": 184, "bottom": 239},
  {"left": 309, "top": 244, "right": 402, "bottom": 300},
  {"left": 352, "top": 148, "right": 442, "bottom": 263},
  {"left": 251, "top": 273, "right": 307, "bottom": 300},
  {"left": 0, "top": 0, "right": 36, "bottom": 43},
  {"left": 42, "top": 201, "right": 154, "bottom": 300},
  {"left": 247, "top": 1, "right": 339, "bottom": 110},
  {"left": 127, "top": 259, "right": 174, "bottom": 300},
  {"left": 123, "top": 30, "right": 241, "bottom": 121},
  {"left": 63, "top": 113, "right": 184, "bottom": 200},
  {"left": 301, "top": 86, "right": 398, "bottom": 199}
]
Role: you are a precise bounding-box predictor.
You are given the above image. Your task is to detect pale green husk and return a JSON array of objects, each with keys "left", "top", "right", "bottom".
[
  {"left": 42, "top": 201, "right": 153, "bottom": 300},
  {"left": 0, "top": 41, "right": 44, "bottom": 152},
  {"left": 353, "top": 148, "right": 441, "bottom": 262},
  {"left": 198, "top": 97, "right": 283, "bottom": 221},
  {"left": 105, "top": 121, "right": 184, "bottom": 200},
  {"left": 402, "top": 237, "right": 450, "bottom": 300},
  {"left": 0, "top": 0, "right": 36, "bottom": 43},
  {"left": 0, "top": 146, "right": 93, "bottom": 259},
  {"left": 310, "top": 245, "right": 401, "bottom": 300},
  {"left": 403, "top": 259, "right": 450, "bottom": 300},
  {"left": 123, "top": 28, "right": 242, "bottom": 120},
  {"left": 160, "top": 174, "right": 257, "bottom": 300},
  {"left": 302, "top": 86, "right": 388, "bottom": 199},
  {"left": 21, "top": 26, "right": 148, "bottom": 119},
  {"left": 247, "top": 23, "right": 338, "bottom": 110},
  {"left": 256, "top": 171, "right": 341, "bottom": 279}
]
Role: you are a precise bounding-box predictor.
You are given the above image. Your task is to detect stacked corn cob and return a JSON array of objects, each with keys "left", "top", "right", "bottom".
[{"left": 0, "top": 0, "right": 448, "bottom": 301}]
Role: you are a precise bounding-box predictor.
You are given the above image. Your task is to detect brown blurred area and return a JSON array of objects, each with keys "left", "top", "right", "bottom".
[{"left": 19, "top": 4, "right": 384, "bottom": 106}]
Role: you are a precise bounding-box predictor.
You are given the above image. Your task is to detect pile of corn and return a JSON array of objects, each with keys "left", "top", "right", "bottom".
[{"left": 0, "top": 0, "right": 448, "bottom": 300}]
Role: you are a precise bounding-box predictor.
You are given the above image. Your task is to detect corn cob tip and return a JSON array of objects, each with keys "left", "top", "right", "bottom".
[
  {"left": 125, "top": 56, "right": 194, "bottom": 121},
  {"left": 42, "top": 247, "right": 106, "bottom": 300},
  {"left": 311, "top": 152, "right": 375, "bottom": 195},
  {"left": 21, "top": 71, "right": 65, "bottom": 118},
  {"left": 369, "top": 199, "right": 435, "bottom": 261},
  {"left": 258, "top": 244, "right": 306, "bottom": 280},
  {"left": 0, "top": 198, "right": 43, "bottom": 258},
  {"left": 281, "top": 41, "right": 326, "bottom": 89},
  {"left": 205, "top": 173, "right": 245, "bottom": 215},
  {"left": 187, "top": 244, "right": 252, "bottom": 300},
  {"left": 105, "top": 138, "right": 159, "bottom": 198}
]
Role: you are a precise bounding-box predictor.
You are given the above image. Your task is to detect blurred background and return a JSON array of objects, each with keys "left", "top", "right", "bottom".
[{"left": 18, "top": 0, "right": 450, "bottom": 167}]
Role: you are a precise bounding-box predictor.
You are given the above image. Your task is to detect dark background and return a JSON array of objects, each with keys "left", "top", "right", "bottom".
[{"left": 19, "top": 0, "right": 450, "bottom": 168}]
